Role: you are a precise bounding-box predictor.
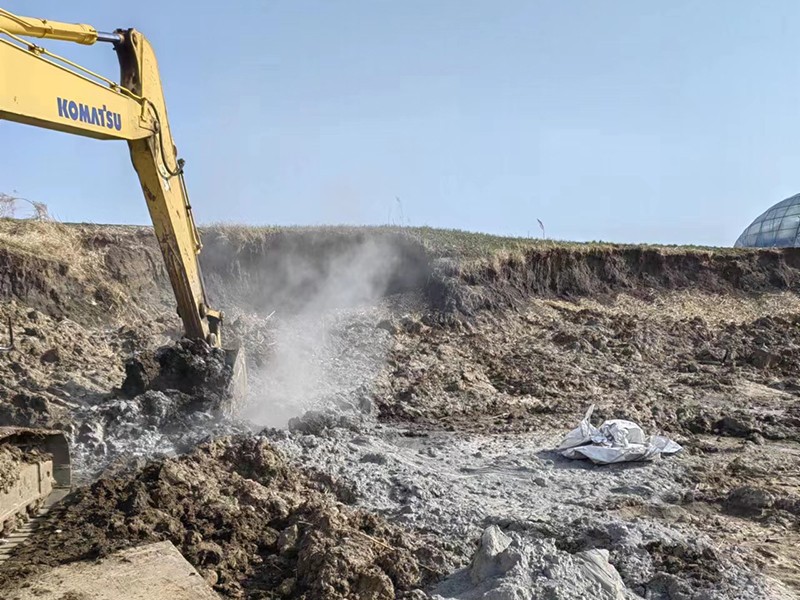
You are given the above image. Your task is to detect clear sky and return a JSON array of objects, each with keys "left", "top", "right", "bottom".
[{"left": 2, "top": 1, "right": 800, "bottom": 245}]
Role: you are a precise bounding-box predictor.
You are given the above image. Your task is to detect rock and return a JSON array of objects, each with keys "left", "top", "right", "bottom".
[
  {"left": 400, "top": 591, "right": 429, "bottom": 600},
  {"left": 40, "top": 348, "right": 61, "bottom": 364},
  {"left": 696, "top": 347, "right": 725, "bottom": 364},
  {"left": 574, "top": 549, "right": 626, "bottom": 600},
  {"left": 648, "top": 573, "right": 695, "bottom": 600},
  {"left": 399, "top": 315, "right": 426, "bottom": 334},
  {"left": 289, "top": 410, "right": 339, "bottom": 435},
  {"left": 9, "top": 362, "right": 25, "bottom": 375},
  {"left": 277, "top": 524, "right": 299, "bottom": 554},
  {"left": 681, "top": 360, "right": 699, "bottom": 373},
  {"left": 354, "top": 568, "right": 394, "bottom": 600},
  {"left": 201, "top": 568, "right": 219, "bottom": 587},
  {"left": 724, "top": 486, "right": 775, "bottom": 516},
  {"left": 184, "top": 530, "right": 203, "bottom": 546},
  {"left": 750, "top": 347, "right": 780, "bottom": 369},
  {"left": 482, "top": 583, "right": 531, "bottom": 600},
  {"left": 289, "top": 410, "right": 362, "bottom": 435},
  {"left": 470, "top": 525, "right": 513, "bottom": 584},
  {"left": 376, "top": 319, "right": 399, "bottom": 335},
  {"left": 437, "top": 533, "right": 631, "bottom": 600},
  {"left": 277, "top": 577, "right": 296, "bottom": 596},
  {"left": 121, "top": 352, "right": 159, "bottom": 398},
  {"left": 78, "top": 421, "right": 104, "bottom": 445},
  {"left": 358, "top": 394, "right": 375, "bottom": 415},
  {"left": 361, "top": 452, "right": 388, "bottom": 465},
  {"left": 532, "top": 477, "right": 547, "bottom": 488},
  {"left": 775, "top": 495, "right": 800, "bottom": 516},
  {"left": 196, "top": 541, "right": 225, "bottom": 565},
  {"left": 717, "top": 415, "right": 753, "bottom": 437},
  {"left": 139, "top": 390, "right": 173, "bottom": 423}
]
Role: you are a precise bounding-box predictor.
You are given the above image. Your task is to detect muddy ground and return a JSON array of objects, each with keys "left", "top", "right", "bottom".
[{"left": 0, "top": 222, "right": 799, "bottom": 599}]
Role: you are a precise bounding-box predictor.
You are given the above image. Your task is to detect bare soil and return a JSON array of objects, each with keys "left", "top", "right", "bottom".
[
  {"left": 0, "top": 223, "right": 798, "bottom": 599},
  {"left": 375, "top": 293, "right": 800, "bottom": 442},
  {"left": 0, "top": 436, "right": 453, "bottom": 599}
]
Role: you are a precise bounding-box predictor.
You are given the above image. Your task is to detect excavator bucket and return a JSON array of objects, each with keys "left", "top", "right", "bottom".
[
  {"left": 223, "top": 346, "right": 248, "bottom": 418},
  {"left": 0, "top": 427, "right": 71, "bottom": 536}
]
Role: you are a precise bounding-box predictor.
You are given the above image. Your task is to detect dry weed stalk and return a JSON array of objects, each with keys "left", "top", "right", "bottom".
[
  {"left": 0, "top": 193, "right": 52, "bottom": 221},
  {"left": 0, "top": 193, "right": 103, "bottom": 281}
]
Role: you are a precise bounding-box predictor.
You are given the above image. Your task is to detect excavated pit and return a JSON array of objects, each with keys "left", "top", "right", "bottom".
[{"left": 0, "top": 223, "right": 799, "bottom": 599}]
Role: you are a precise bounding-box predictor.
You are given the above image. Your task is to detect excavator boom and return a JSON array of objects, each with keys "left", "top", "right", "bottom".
[
  {"left": 0, "top": 8, "right": 242, "bottom": 356},
  {"left": 1, "top": 8, "right": 223, "bottom": 343},
  {"left": 0, "top": 8, "right": 247, "bottom": 499},
  {"left": 0, "top": 6, "right": 249, "bottom": 541},
  {"left": 0, "top": 10, "right": 105, "bottom": 44}
]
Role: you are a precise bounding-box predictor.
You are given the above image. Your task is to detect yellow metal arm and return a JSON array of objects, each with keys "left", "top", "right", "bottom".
[
  {"left": 0, "top": 9, "right": 101, "bottom": 45},
  {"left": 0, "top": 9, "right": 223, "bottom": 346},
  {"left": 0, "top": 36, "right": 152, "bottom": 140}
]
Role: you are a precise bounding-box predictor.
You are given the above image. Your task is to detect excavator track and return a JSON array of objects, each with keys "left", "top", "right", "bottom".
[
  {"left": 0, "top": 488, "right": 69, "bottom": 565},
  {"left": 0, "top": 427, "right": 72, "bottom": 565}
]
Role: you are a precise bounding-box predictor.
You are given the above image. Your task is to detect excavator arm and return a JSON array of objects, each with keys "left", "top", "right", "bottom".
[
  {"left": 0, "top": 9, "right": 223, "bottom": 345},
  {"left": 0, "top": 9, "right": 247, "bottom": 544}
]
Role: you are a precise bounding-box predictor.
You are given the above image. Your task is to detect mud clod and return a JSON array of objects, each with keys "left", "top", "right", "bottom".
[
  {"left": 0, "top": 437, "right": 453, "bottom": 599},
  {"left": 121, "top": 339, "right": 233, "bottom": 414},
  {"left": 724, "top": 486, "right": 776, "bottom": 517},
  {"left": 40, "top": 348, "right": 61, "bottom": 364}
]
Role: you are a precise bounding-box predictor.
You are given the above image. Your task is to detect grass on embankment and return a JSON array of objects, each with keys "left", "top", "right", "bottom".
[{"left": 201, "top": 223, "right": 746, "bottom": 262}]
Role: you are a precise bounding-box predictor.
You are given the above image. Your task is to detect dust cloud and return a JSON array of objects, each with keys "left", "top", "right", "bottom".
[{"left": 236, "top": 236, "right": 412, "bottom": 428}]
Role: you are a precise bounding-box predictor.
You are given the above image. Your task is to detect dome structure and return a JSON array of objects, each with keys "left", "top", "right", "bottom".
[{"left": 735, "top": 193, "right": 800, "bottom": 248}]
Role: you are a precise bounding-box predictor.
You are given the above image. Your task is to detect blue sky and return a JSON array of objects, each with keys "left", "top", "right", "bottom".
[{"left": 2, "top": 1, "right": 800, "bottom": 245}]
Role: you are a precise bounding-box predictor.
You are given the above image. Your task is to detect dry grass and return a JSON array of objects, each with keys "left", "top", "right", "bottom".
[
  {"left": 0, "top": 216, "right": 768, "bottom": 293},
  {"left": 0, "top": 199, "right": 139, "bottom": 314},
  {"left": 0, "top": 193, "right": 50, "bottom": 221},
  {"left": 0, "top": 197, "right": 112, "bottom": 282},
  {"left": 203, "top": 223, "right": 745, "bottom": 264},
  {"left": 0, "top": 218, "right": 147, "bottom": 317},
  {"left": 0, "top": 218, "right": 96, "bottom": 276},
  {"left": 546, "top": 290, "right": 800, "bottom": 326}
]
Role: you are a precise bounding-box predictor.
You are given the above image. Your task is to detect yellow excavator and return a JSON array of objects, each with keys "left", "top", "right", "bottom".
[{"left": 0, "top": 8, "right": 245, "bottom": 534}]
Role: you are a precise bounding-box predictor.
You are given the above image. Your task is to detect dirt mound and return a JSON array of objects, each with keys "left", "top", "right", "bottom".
[
  {"left": 200, "top": 227, "right": 800, "bottom": 320},
  {"left": 0, "top": 300, "right": 172, "bottom": 432},
  {"left": 4, "top": 222, "right": 800, "bottom": 324},
  {"left": 0, "top": 436, "right": 453, "bottom": 599},
  {"left": 375, "top": 294, "right": 800, "bottom": 443}
]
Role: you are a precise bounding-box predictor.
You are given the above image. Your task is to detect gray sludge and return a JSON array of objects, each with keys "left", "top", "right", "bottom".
[
  {"left": 252, "top": 306, "right": 782, "bottom": 600},
  {"left": 66, "top": 301, "right": 784, "bottom": 599}
]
